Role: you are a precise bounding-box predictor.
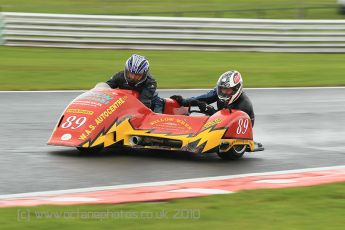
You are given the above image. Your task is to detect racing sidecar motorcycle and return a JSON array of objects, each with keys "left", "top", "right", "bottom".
[{"left": 48, "top": 87, "right": 264, "bottom": 160}]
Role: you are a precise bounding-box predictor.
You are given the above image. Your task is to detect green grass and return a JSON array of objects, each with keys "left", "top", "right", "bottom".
[
  {"left": 1, "top": 182, "right": 345, "bottom": 230},
  {"left": 1, "top": 46, "right": 345, "bottom": 90},
  {"left": 0, "top": 0, "right": 344, "bottom": 19}
]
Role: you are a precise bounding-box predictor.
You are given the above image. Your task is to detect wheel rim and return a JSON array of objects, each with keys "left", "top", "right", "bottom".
[{"left": 233, "top": 145, "right": 246, "bottom": 154}]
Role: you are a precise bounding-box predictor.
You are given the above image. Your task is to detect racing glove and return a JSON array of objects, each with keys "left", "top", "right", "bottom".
[
  {"left": 170, "top": 95, "right": 184, "bottom": 106},
  {"left": 197, "top": 101, "right": 216, "bottom": 116}
]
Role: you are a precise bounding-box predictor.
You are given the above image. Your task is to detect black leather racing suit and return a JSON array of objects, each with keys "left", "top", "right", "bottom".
[
  {"left": 106, "top": 71, "right": 163, "bottom": 113},
  {"left": 182, "top": 88, "right": 255, "bottom": 126}
]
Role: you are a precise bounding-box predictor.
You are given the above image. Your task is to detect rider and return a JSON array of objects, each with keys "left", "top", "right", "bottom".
[
  {"left": 105, "top": 54, "right": 164, "bottom": 113},
  {"left": 171, "top": 70, "right": 255, "bottom": 126}
]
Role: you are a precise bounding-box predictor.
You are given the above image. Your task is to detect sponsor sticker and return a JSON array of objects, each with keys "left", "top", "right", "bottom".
[
  {"left": 66, "top": 109, "right": 94, "bottom": 115},
  {"left": 203, "top": 118, "right": 222, "bottom": 129},
  {"left": 78, "top": 92, "right": 114, "bottom": 105},
  {"left": 149, "top": 118, "right": 193, "bottom": 130},
  {"left": 78, "top": 96, "right": 128, "bottom": 141}
]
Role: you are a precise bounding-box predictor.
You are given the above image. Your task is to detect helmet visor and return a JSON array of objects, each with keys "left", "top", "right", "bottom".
[
  {"left": 217, "top": 85, "right": 240, "bottom": 101},
  {"left": 126, "top": 71, "right": 145, "bottom": 84},
  {"left": 217, "top": 86, "right": 236, "bottom": 100},
  {"left": 220, "top": 87, "right": 234, "bottom": 96}
]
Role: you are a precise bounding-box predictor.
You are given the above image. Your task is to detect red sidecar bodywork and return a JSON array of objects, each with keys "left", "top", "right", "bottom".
[{"left": 48, "top": 88, "right": 256, "bottom": 158}]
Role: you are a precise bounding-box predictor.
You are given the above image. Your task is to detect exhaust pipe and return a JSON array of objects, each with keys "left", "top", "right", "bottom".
[
  {"left": 129, "top": 136, "right": 182, "bottom": 148},
  {"left": 129, "top": 136, "right": 142, "bottom": 145}
]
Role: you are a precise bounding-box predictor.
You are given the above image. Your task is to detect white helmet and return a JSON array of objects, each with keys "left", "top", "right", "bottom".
[{"left": 216, "top": 70, "right": 243, "bottom": 104}]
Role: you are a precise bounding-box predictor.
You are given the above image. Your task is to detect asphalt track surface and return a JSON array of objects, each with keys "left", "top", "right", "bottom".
[{"left": 0, "top": 88, "right": 345, "bottom": 195}]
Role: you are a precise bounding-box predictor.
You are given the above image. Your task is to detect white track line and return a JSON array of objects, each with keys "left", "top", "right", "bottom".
[
  {"left": 0, "top": 87, "right": 345, "bottom": 93},
  {"left": 0, "top": 165, "right": 344, "bottom": 200}
]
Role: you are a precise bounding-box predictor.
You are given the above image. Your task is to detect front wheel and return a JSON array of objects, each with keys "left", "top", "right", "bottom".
[
  {"left": 217, "top": 145, "right": 247, "bottom": 160},
  {"left": 77, "top": 144, "right": 103, "bottom": 154}
]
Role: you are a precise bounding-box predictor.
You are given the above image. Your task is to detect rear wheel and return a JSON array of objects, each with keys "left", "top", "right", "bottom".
[
  {"left": 217, "top": 145, "right": 246, "bottom": 160},
  {"left": 77, "top": 144, "right": 103, "bottom": 154}
]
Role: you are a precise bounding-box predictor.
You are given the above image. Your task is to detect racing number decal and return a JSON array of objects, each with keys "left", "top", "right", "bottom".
[
  {"left": 61, "top": 116, "right": 87, "bottom": 129},
  {"left": 236, "top": 118, "right": 249, "bottom": 134}
]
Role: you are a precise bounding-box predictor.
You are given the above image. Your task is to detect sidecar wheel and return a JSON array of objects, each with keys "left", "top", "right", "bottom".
[
  {"left": 217, "top": 145, "right": 246, "bottom": 160},
  {"left": 77, "top": 144, "right": 103, "bottom": 154}
]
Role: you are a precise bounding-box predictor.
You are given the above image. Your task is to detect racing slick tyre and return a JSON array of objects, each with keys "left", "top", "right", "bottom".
[
  {"left": 217, "top": 145, "right": 246, "bottom": 160},
  {"left": 77, "top": 144, "right": 103, "bottom": 154}
]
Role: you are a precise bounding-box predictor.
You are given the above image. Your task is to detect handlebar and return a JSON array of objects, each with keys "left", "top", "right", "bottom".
[
  {"left": 189, "top": 110, "right": 204, "bottom": 114},
  {"left": 189, "top": 108, "right": 214, "bottom": 116}
]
